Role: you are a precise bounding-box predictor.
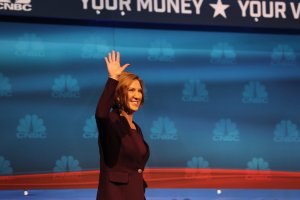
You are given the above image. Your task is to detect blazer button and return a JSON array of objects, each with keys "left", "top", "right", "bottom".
[{"left": 138, "top": 169, "right": 143, "bottom": 173}]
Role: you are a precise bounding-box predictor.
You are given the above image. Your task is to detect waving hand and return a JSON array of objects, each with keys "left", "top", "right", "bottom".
[{"left": 104, "top": 50, "right": 130, "bottom": 80}]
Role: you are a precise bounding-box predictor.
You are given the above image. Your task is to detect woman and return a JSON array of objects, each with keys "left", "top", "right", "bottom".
[{"left": 95, "top": 50, "right": 150, "bottom": 200}]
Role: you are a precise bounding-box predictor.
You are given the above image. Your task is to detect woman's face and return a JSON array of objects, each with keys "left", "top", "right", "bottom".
[{"left": 126, "top": 80, "right": 143, "bottom": 112}]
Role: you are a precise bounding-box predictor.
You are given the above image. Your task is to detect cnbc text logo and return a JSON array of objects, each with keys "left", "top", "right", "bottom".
[
  {"left": 246, "top": 157, "right": 271, "bottom": 181},
  {"left": 0, "top": 73, "right": 12, "bottom": 97},
  {"left": 185, "top": 156, "right": 212, "bottom": 180},
  {"left": 53, "top": 155, "right": 82, "bottom": 173},
  {"left": 0, "top": 156, "right": 13, "bottom": 175},
  {"left": 51, "top": 75, "right": 80, "bottom": 98},
  {"left": 148, "top": 39, "right": 175, "bottom": 62},
  {"left": 81, "top": 36, "right": 110, "bottom": 59},
  {"left": 16, "top": 114, "right": 47, "bottom": 139},
  {"left": 242, "top": 81, "right": 268, "bottom": 104},
  {"left": 0, "top": 0, "right": 32, "bottom": 12},
  {"left": 212, "top": 118, "right": 240, "bottom": 142},
  {"left": 210, "top": 42, "right": 236, "bottom": 64},
  {"left": 150, "top": 116, "right": 178, "bottom": 140},
  {"left": 273, "top": 120, "right": 300, "bottom": 142},
  {"left": 182, "top": 80, "right": 208, "bottom": 102},
  {"left": 15, "top": 33, "right": 45, "bottom": 57},
  {"left": 83, "top": 115, "right": 98, "bottom": 139},
  {"left": 271, "top": 44, "right": 296, "bottom": 66}
]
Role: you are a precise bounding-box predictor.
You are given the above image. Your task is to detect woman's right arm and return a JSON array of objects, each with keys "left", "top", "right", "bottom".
[
  {"left": 95, "top": 78, "right": 118, "bottom": 119},
  {"left": 95, "top": 50, "right": 130, "bottom": 119}
]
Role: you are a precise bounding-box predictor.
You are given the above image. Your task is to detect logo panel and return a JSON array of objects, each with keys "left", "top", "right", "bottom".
[
  {"left": 246, "top": 157, "right": 271, "bottom": 180},
  {"left": 0, "top": 0, "right": 32, "bottom": 13},
  {"left": 182, "top": 80, "right": 208, "bottom": 102},
  {"left": 51, "top": 75, "right": 80, "bottom": 98},
  {"left": 0, "top": 156, "right": 13, "bottom": 175},
  {"left": 14, "top": 33, "right": 45, "bottom": 57},
  {"left": 212, "top": 118, "right": 240, "bottom": 142},
  {"left": 81, "top": 36, "right": 110, "bottom": 59},
  {"left": 150, "top": 116, "right": 178, "bottom": 140},
  {"left": 53, "top": 155, "right": 82, "bottom": 172},
  {"left": 83, "top": 115, "right": 98, "bottom": 139},
  {"left": 210, "top": 42, "right": 236, "bottom": 64},
  {"left": 148, "top": 39, "right": 175, "bottom": 62},
  {"left": 185, "top": 156, "right": 211, "bottom": 180},
  {"left": 273, "top": 120, "right": 300, "bottom": 142},
  {"left": 242, "top": 81, "right": 268, "bottom": 104},
  {"left": 271, "top": 44, "right": 296, "bottom": 66},
  {"left": 16, "top": 114, "right": 47, "bottom": 139},
  {"left": 0, "top": 73, "right": 12, "bottom": 97}
]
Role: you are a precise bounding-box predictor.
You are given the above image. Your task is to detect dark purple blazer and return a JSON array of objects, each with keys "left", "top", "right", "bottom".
[{"left": 95, "top": 78, "right": 150, "bottom": 200}]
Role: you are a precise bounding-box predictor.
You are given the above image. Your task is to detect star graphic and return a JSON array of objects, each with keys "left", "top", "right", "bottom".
[{"left": 210, "top": 0, "right": 230, "bottom": 19}]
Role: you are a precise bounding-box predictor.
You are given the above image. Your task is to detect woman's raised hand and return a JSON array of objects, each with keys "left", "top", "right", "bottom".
[{"left": 104, "top": 50, "right": 130, "bottom": 80}]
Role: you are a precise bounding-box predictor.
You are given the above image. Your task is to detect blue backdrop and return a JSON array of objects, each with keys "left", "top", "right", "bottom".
[{"left": 0, "top": 21, "right": 300, "bottom": 175}]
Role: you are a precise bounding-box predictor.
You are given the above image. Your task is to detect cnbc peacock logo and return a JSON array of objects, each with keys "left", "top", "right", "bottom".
[
  {"left": 182, "top": 80, "right": 209, "bottom": 102},
  {"left": 53, "top": 156, "right": 82, "bottom": 173},
  {"left": 242, "top": 81, "right": 268, "bottom": 104},
  {"left": 210, "top": 42, "right": 236, "bottom": 64},
  {"left": 15, "top": 33, "right": 45, "bottom": 57},
  {"left": 271, "top": 44, "right": 296, "bottom": 66},
  {"left": 0, "top": 0, "right": 32, "bottom": 12},
  {"left": 245, "top": 157, "right": 271, "bottom": 180},
  {"left": 52, "top": 155, "right": 82, "bottom": 179},
  {"left": 273, "top": 120, "right": 300, "bottom": 142},
  {"left": 185, "top": 156, "right": 212, "bottom": 180},
  {"left": 16, "top": 114, "right": 47, "bottom": 139},
  {"left": 51, "top": 75, "right": 80, "bottom": 98},
  {"left": 147, "top": 39, "right": 175, "bottom": 62},
  {"left": 212, "top": 118, "right": 240, "bottom": 142},
  {"left": 0, "top": 156, "right": 13, "bottom": 175},
  {"left": 83, "top": 115, "right": 98, "bottom": 139},
  {"left": 150, "top": 116, "right": 178, "bottom": 140},
  {"left": 81, "top": 36, "right": 110, "bottom": 59},
  {"left": 0, "top": 73, "right": 12, "bottom": 97}
]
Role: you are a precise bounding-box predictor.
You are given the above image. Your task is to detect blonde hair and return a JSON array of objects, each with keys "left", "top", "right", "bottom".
[{"left": 113, "top": 72, "right": 144, "bottom": 111}]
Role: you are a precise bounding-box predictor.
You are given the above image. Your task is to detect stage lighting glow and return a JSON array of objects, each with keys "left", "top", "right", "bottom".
[{"left": 24, "top": 190, "right": 29, "bottom": 196}]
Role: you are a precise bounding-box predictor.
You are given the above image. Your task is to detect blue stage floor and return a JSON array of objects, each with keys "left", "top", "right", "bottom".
[{"left": 1, "top": 189, "right": 300, "bottom": 200}]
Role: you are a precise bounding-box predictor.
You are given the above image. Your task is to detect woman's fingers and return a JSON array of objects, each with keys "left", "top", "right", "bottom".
[
  {"left": 105, "top": 50, "right": 125, "bottom": 68},
  {"left": 104, "top": 57, "right": 109, "bottom": 66},
  {"left": 108, "top": 52, "right": 112, "bottom": 63},
  {"left": 112, "top": 50, "right": 115, "bottom": 62},
  {"left": 121, "top": 63, "right": 130, "bottom": 71},
  {"left": 116, "top": 51, "right": 120, "bottom": 63},
  {"left": 104, "top": 51, "right": 128, "bottom": 79},
  {"left": 107, "top": 50, "right": 119, "bottom": 63}
]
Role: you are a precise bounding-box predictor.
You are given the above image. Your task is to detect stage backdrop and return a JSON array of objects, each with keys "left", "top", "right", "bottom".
[{"left": 0, "top": 21, "right": 300, "bottom": 176}]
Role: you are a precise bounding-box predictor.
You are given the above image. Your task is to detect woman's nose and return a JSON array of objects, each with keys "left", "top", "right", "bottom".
[{"left": 134, "top": 92, "right": 141, "bottom": 98}]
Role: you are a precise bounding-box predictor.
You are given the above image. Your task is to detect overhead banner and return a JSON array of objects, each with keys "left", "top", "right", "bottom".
[{"left": 0, "top": 0, "right": 299, "bottom": 30}]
